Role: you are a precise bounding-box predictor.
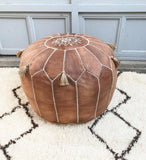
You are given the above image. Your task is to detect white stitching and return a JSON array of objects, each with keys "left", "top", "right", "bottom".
[
  {"left": 65, "top": 73, "right": 75, "bottom": 82},
  {"left": 22, "top": 45, "right": 46, "bottom": 58},
  {"left": 84, "top": 46, "right": 102, "bottom": 65},
  {"left": 43, "top": 70, "right": 60, "bottom": 123},
  {"left": 107, "top": 58, "right": 114, "bottom": 105},
  {"left": 43, "top": 49, "right": 56, "bottom": 71},
  {"left": 102, "top": 64, "right": 112, "bottom": 71},
  {"left": 76, "top": 47, "right": 102, "bottom": 121},
  {"left": 30, "top": 72, "right": 41, "bottom": 116},
  {"left": 109, "top": 56, "right": 113, "bottom": 69},
  {"left": 78, "top": 34, "right": 115, "bottom": 57},
  {"left": 65, "top": 49, "right": 86, "bottom": 82},
  {"left": 95, "top": 78, "right": 100, "bottom": 118},
  {"left": 63, "top": 50, "right": 66, "bottom": 71},
  {"left": 44, "top": 38, "right": 53, "bottom": 48},
  {"left": 76, "top": 70, "right": 86, "bottom": 82},
  {"left": 85, "top": 44, "right": 112, "bottom": 68},
  {"left": 86, "top": 70, "right": 101, "bottom": 118},
  {"left": 51, "top": 81, "right": 59, "bottom": 123},
  {"left": 90, "top": 41, "right": 114, "bottom": 53},
  {"left": 98, "top": 64, "right": 103, "bottom": 77},
  {"left": 44, "top": 34, "right": 89, "bottom": 50},
  {"left": 65, "top": 48, "right": 86, "bottom": 124},
  {"left": 52, "top": 72, "right": 62, "bottom": 82},
  {"left": 86, "top": 70, "right": 97, "bottom": 78},
  {"left": 84, "top": 46, "right": 112, "bottom": 71},
  {"left": 75, "top": 48, "right": 86, "bottom": 71},
  {"left": 43, "top": 69, "right": 52, "bottom": 82},
  {"left": 31, "top": 69, "right": 43, "bottom": 77},
  {"left": 75, "top": 81, "right": 79, "bottom": 123},
  {"left": 88, "top": 43, "right": 110, "bottom": 58},
  {"left": 29, "top": 48, "right": 50, "bottom": 76},
  {"left": 30, "top": 47, "right": 48, "bottom": 64}
]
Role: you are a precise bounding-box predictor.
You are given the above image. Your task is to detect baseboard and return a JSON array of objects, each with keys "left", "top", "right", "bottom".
[
  {"left": 118, "top": 61, "right": 146, "bottom": 73},
  {"left": 0, "top": 56, "right": 146, "bottom": 73},
  {"left": 0, "top": 56, "right": 19, "bottom": 67}
]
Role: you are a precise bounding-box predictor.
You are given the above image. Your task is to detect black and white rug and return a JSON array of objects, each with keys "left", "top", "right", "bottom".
[{"left": 0, "top": 68, "right": 146, "bottom": 160}]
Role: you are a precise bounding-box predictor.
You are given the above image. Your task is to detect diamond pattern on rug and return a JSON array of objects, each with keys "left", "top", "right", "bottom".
[
  {"left": 93, "top": 112, "right": 136, "bottom": 153},
  {"left": 0, "top": 71, "right": 142, "bottom": 160},
  {"left": 89, "top": 110, "right": 141, "bottom": 160},
  {"left": 108, "top": 88, "right": 128, "bottom": 111},
  {"left": 0, "top": 86, "right": 38, "bottom": 160},
  {"left": 15, "top": 87, "right": 28, "bottom": 105},
  {"left": 88, "top": 73, "right": 141, "bottom": 160},
  {"left": 0, "top": 106, "right": 32, "bottom": 145}
]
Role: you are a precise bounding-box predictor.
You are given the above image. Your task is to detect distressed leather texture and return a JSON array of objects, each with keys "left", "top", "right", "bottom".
[{"left": 19, "top": 33, "right": 117, "bottom": 124}]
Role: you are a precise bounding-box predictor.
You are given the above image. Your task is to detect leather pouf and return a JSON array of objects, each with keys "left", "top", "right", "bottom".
[{"left": 18, "top": 33, "right": 120, "bottom": 124}]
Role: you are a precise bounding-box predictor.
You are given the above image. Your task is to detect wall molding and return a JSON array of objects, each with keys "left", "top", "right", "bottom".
[
  {"left": 0, "top": 13, "right": 70, "bottom": 55},
  {"left": 0, "top": 4, "right": 146, "bottom": 12}
]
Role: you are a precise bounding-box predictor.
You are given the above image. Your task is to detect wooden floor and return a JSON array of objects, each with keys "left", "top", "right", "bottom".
[{"left": 0, "top": 56, "right": 146, "bottom": 73}]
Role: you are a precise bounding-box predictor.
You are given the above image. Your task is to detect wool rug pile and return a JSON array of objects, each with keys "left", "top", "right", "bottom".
[{"left": 0, "top": 68, "right": 146, "bottom": 160}]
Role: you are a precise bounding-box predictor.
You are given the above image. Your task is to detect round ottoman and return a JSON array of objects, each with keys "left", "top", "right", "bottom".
[{"left": 18, "top": 33, "right": 120, "bottom": 124}]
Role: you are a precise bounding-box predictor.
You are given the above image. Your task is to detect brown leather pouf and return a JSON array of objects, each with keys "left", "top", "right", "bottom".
[{"left": 18, "top": 33, "right": 120, "bottom": 124}]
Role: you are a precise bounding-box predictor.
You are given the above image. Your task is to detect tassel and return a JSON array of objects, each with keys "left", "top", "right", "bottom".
[
  {"left": 17, "top": 50, "right": 24, "bottom": 58},
  {"left": 19, "top": 65, "right": 29, "bottom": 77},
  {"left": 106, "top": 43, "right": 116, "bottom": 51},
  {"left": 60, "top": 71, "right": 69, "bottom": 86},
  {"left": 111, "top": 57, "right": 120, "bottom": 68}
]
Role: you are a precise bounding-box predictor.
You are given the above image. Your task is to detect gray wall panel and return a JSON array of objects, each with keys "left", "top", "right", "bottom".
[
  {"left": 84, "top": 18, "right": 120, "bottom": 44},
  {"left": 0, "top": 18, "right": 29, "bottom": 49},
  {"left": 123, "top": 18, "right": 146, "bottom": 50},
  {"left": 33, "top": 18, "right": 67, "bottom": 40}
]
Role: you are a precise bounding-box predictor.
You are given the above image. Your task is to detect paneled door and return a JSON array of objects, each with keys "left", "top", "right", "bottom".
[{"left": 0, "top": 0, "right": 146, "bottom": 61}]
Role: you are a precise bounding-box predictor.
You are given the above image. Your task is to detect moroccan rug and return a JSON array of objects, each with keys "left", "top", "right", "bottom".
[{"left": 0, "top": 68, "right": 146, "bottom": 160}]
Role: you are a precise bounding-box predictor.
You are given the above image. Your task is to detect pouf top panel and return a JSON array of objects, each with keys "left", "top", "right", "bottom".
[
  {"left": 20, "top": 33, "right": 115, "bottom": 77},
  {"left": 46, "top": 35, "right": 88, "bottom": 50}
]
